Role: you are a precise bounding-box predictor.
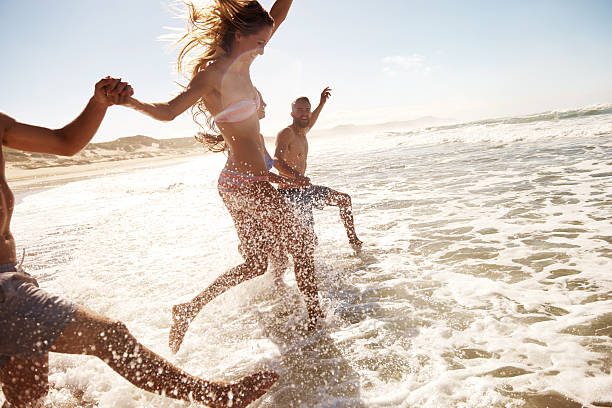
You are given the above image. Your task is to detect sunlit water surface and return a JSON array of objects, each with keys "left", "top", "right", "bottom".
[{"left": 5, "top": 107, "right": 612, "bottom": 407}]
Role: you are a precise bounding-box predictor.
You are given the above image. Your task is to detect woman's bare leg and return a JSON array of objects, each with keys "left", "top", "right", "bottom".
[
  {"left": 51, "top": 307, "right": 277, "bottom": 408},
  {"left": 325, "top": 190, "right": 363, "bottom": 249},
  {"left": 255, "top": 185, "right": 324, "bottom": 328},
  {"left": 268, "top": 244, "right": 289, "bottom": 284},
  {"left": 171, "top": 182, "right": 324, "bottom": 353},
  {"left": 289, "top": 249, "right": 324, "bottom": 329},
  {"left": 170, "top": 254, "right": 267, "bottom": 353}
]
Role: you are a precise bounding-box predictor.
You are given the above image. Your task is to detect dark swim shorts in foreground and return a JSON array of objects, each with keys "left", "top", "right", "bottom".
[{"left": 0, "top": 263, "right": 77, "bottom": 369}]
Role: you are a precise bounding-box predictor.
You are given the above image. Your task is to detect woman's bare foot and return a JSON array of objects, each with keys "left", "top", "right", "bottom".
[
  {"left": 349, "top": 237, "right": 363, "bottom": 251},
  {"left": 169, "top": 303, "right": 193, "bottom": 353}
]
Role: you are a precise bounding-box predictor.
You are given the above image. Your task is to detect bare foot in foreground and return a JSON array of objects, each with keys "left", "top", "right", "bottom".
[
  {"left": 226, "top": 371, "right": 279, "bottom": 408},
  {"left": 169, "top": 303, "right": 193, "bottom": 353},
  {"left": 199, "top": 371, "right": 279, "bottom": 408}
]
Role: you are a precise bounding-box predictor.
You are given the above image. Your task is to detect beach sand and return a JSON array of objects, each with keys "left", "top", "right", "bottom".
[{"left": 5, "top": 135, "right": 205, "bottom": 192}]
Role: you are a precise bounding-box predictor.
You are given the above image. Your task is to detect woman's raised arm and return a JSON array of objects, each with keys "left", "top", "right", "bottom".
[{"left": 269, "top": 0, "right": 293, "bottom": 37}]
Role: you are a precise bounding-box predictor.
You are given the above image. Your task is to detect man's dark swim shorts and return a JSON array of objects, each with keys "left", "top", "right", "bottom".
[
  {"left": 0, "top": 263, "right": 77, "bottom": 368},
  {"left": 278, "top": 184, "right": 332, "bottom": 228}
]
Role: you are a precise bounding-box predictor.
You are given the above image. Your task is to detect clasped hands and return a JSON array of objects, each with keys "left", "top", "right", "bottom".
[{"left": 93, "top": 76, "right": 134, "bottom": 106}]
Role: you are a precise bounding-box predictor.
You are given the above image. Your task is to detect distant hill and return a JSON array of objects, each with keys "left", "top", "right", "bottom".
[
  {"left": 310, "top": 116, "right": 455, "bottom": 137},
  {"left": 92, "top": 135, "right": 199, "bottom": 151},
  {"left": 4, "top": 135, "right": 203, "bottom": 170}
]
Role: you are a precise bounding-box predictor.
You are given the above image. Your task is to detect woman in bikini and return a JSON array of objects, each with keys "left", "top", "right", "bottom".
[
  {"left": 196, "top": 89, "right": 296, "bottom": 283},
  {"left": 123, "top": 0, "right": 324, "bottom": 354}
]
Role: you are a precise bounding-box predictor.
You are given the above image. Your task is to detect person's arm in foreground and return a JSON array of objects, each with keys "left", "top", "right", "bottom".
[
  {"left": 273, "top": 128, "right": 310, "bottom": 185},
  {"left": 2, "top": 77, "right": 132, "bottom": 156},
  {"left": 269, "top": 0, "right": 293, "bottom": 37},
  {"left": 308, "top": 86, "right": 331, "bottom": 130}
]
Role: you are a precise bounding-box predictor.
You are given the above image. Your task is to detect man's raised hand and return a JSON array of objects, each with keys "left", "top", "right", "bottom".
[{"left": 320, "top": 86, "right": 332, "bottom": 105}]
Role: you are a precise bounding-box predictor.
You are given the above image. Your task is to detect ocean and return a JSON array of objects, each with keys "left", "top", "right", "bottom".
[{"left": 6, "top": 105, "right": 612, "bottom": 407}]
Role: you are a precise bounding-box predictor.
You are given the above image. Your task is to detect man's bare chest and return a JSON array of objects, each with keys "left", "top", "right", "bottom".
[{"left": 288, "top": 137, "right": 308, "bottom": 158}]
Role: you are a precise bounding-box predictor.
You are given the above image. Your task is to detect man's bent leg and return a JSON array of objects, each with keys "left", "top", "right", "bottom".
[
  {"left": 324, "top": 189, "right": 363, "bottom": 249},
  {"left": 52, "top": 307, "right": 278, "bottom": 407},
  {"left": 0, "top": 274, "right": 77, "bottom": 407}
]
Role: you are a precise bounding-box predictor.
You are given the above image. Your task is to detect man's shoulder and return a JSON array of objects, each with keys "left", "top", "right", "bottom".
[
  {"left": 0, "top": 112, "right": 16, "bottom": 135},
  {"left": 277, "top": 126, "right": 295, "bottom": 139},
  {"left": 0, "top": 112, "right": 15, "bottom": 125}
]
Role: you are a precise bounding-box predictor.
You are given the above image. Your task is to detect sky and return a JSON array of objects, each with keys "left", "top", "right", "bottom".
[{"left": 1, "top": 0, "right": 611, "bottom": 142}]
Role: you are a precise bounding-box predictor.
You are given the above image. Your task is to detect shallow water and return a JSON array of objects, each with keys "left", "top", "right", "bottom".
[{"left": 6, "top": 107, "right": 612, "bottom": 407}]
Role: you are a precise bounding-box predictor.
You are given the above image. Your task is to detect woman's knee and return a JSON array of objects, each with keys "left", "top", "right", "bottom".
[
  {"left": 106, "top": 320, "right": 132, "bottom": 341},
  {"left": 243, "top": 254, "right": 269, "bottom": 279},
  {"left": 294, "top": 226, "right": 317, "bottom": 253}
]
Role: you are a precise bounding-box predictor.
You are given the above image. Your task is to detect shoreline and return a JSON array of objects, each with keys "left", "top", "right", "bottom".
[{"left": 7, "top": 152, "right": 204, "bottom": 194}]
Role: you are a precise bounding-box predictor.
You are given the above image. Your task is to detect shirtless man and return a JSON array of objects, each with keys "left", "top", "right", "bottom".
[
  {"left": 0, "top": 78, "right": 277, "bottom": 408},
  {"left": 271, "top": 87, "right": 363, "bottom": 277},
  {"left": 274, "top": 87, "right": 362, "bottom": 247}
]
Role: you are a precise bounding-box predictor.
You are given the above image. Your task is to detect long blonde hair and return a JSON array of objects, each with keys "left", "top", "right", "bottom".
[
  {"left": 177, "top": 0, "right": 273, "bottom": 151},
  {"left": 194, "top": 132, "right": 227, "bottom": 152}
]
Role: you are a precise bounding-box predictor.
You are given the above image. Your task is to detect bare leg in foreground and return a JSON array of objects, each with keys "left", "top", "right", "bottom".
[{"left": 0, "top": 307, "right": 277, "bottom": 408}]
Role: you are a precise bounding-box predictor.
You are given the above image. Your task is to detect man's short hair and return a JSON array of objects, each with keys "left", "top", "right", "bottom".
[{"left": 291, "top": 97, "right": 311, "bottom": 111}]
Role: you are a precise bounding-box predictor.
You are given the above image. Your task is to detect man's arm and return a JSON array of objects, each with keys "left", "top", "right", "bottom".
[
  {"left": 266, "top": 171, "right": 294, "bottom": 185},
  {"left": 269, "top": 0, "right": 293, "bottom": 37},
  {"left": 3, "top": 77, "right": 132, "bottom": 156},
  {"left": 308, "top": 87, "right": 331, "bottom": 130},
  {"left": 273, "top": 128, "right": 310, "bottom": 185},
  {"left": 273, "top": 128, "right": 300, "bottom": 178}
]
